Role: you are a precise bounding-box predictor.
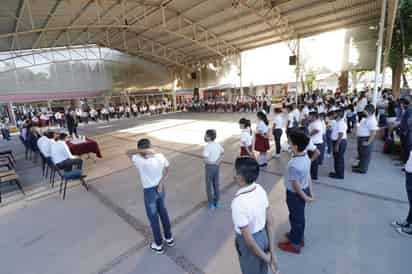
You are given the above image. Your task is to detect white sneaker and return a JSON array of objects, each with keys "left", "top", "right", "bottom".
[
  {"left": 273, "top": 154, "right": 280, "bottom": 159},
  {"left": 165, "top": 238, "right": 176, "bottom": 247},
  {"left": 149, "top": 242, "right": 165, "bottom": 255},
  {"left": 397, "top": 226, "right": 412, "bottom": 237}
]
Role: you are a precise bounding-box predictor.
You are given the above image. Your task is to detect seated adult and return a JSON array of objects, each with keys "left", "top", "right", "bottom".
[
  {"left": 51, "top": 133, "right": 83, "bottom": 172},
  {"left": 37, "top": 131, "right": 56, "bottom": 159}
]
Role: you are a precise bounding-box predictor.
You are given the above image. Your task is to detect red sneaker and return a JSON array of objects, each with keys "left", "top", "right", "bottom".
[
  {"left": 278, "top": 241, "right": 301, "bottom": 254},
  {"left": 284, "top": 233, "right": 305, "bottom": 247}
]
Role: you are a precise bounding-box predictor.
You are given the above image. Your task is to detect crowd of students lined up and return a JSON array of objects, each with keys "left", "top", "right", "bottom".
[
  {"left": 128, "top": 88, "right": 412, "bottom": 274},
  {"left": 12, "top": 100, "right": 173, "bottom": 129}
]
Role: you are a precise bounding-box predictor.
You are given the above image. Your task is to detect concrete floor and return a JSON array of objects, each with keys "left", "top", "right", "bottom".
[{"left": 0, "top": 112, "right": 409, "bottom": 274}]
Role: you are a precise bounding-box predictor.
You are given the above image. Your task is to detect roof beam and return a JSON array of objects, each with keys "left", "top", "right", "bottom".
[
  {"left": 10, "top": 0, "right": 26, "bottom": 50},
  {"left": 179, "top": 0, "right": 378, "bottom": 54},
  {"left": 32, "top": 0, "right": 64, "bottom": 49},
  {"left": 240, "top": 18, "right": 379, "bottom": 51},
  {"left": 132, "top": 0, "right": 210, "bottom": 39},
  {"left": 50, "top": 0, "right": 96, "bottom": 47},
  {"left": 151, "top": 0, "right": 301, "bottom": 46},
  {"left": 96, "top": 33, "right": 187, "bottom": 68},
  {"left": 185, "top": 13, "right": 380, "bottom": 63},
  {"left": 109, "top": 1, "right": 238, "bottom": 57},
  {"left": 238, "top": 0, "right": 295, "bottom": 41}
]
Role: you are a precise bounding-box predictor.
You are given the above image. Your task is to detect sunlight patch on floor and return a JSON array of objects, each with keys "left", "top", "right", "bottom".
[{"left": 147, "top": 120, "right": 241, "bottom": 145}]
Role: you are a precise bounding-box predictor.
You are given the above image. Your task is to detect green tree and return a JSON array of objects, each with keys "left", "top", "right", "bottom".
[
  {"left": 305, "top": 71, "right": 317, "bottom": 91},
  {"left": 389, "top": 0, "right": 412, "bottom": 96}
]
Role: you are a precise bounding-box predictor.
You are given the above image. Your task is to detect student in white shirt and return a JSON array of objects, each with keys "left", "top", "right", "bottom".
[
  {"left": 239, "top": 118, "right": 254, "bottom": 158},
  {"left": 203, "top": 129, "right": 224, "bottom": 209},
  {"left": 231, "top": 157, "right": 278, "bottom": 274},
  {"left": 329, "top": 109, "right": 347, "bottom": 179},
  {"left": 357, "top": 94, "right": 368, "bottom": 122},
  {"left": 307, "top": 111, "right": 324, "bottom": 180},
  {"left": 130, "top": 138, "right": 175, "bottom": 254},
  {"left": 255, "top": 111, "right": 270, "bottom": 167},
  {"left": 353, "top": 104, "right": 378, "bottom": 174},
  {"left": 37, "top": 131, "right": 55, "bottom": 158},
  {"left": 55, "top": 112, "right": 64, "bottom": 128},
  {"left": 51, "top": 133, "right": 83, "bottom": 172},
  {"left": 271, "top": 107, "right": 284, "bottom": 158},
  {"left": 286, "top": 105, "right": 299, "bottom": 134}
]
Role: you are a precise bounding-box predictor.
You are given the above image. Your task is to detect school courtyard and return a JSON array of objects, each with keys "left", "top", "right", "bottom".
[{"left": 0, "top": 112, "right": 409, "bottom": 274}]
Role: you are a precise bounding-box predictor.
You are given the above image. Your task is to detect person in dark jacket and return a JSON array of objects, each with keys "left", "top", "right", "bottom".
[{"left": 66, "top": 110, "right": 78, "bottom": 138}]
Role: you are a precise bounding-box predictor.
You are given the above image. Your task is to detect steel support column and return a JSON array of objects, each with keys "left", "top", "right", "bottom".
[{"left": 373, "top": 0, "right": 387, "bottom": 105}]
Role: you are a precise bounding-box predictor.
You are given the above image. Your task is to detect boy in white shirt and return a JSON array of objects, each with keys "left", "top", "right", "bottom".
[
  {"left": 232, "top": 157, "right": 278, "bottom": 274},
  {"left": 203, "top": 129, "right": 224, "bottom": 209},
  {"left": 329, "top": 109, "right": 348, "bottom": 179},
  {"left": 353, "top": 104, "right": 378, "bottom": 174},
  {"left": 271, "top": 107, "right": 284, "bottom": 158},
  {"left": 130, "top": 138, "right": 175, "bottom": 254},
  {"left": 307, "top": 111, "right": 324, "bottom": 180}
]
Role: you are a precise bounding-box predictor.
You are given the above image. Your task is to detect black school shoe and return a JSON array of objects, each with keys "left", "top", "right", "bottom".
[
  {"left": 352, "top": 168, "right": 366, "bottom": 174},
  {"left": 392, "top": 220, "right": 411, "bottom": 229},
  {"left": 328, "top": 173, "right": 344, "bottom": 180}
]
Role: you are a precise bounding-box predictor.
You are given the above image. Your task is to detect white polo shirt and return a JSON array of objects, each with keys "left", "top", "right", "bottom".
[
  {"left": 240, "top": 129, "right": 253, "bottom": 147},
  {"left": 287, "top": 112, "right": 295, "bottom": 128},
  {"left": 51, "top": 140, "right": 75, "bottom": 164},
  {"left": 132, "top": 153, "right": 169, "bottom": 189},
  {"left": 37, "top": 136, "right": 54, "bottom": 157},
  {"left": 357, "top": 98, "right": 368, "bottom": 112},
  {"left": 305, "top": 139, "right": 317, "bottom": 153},
  {"left": 308, "top": 119, "right": 324, "bottom": 144},
  {"left": 231, "top": 183, "right": 268, "bottom": 235},
  {"left": 272, "top": 114, "right": 284, "bottom": 129},
  {"left": 357, "top": 115, "right": 378, "bottom": 137},
  {"left": 292, "top": 109, "right": 301, "bottom": 124},
  {"left": 256, "top": 120, "right": 269, "bottom": 134},
  {"left": 203, "top": 142, "right": 224, "bottom": 164},
  {"left": 331, "top": 119, "right": 347, "bottom": 140}
]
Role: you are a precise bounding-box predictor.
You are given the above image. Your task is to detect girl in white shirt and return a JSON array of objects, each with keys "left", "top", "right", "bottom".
[
  {"left": 239, "top": 118, "right": 254, "bottom": 158},
  {"left": 255, "top": 111, "right": 270, "bottom": 167}
]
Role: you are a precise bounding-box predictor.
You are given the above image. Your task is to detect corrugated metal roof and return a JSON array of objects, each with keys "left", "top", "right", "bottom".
[{"left": 0, "top": 0, "right": 385, "bottom": 68}]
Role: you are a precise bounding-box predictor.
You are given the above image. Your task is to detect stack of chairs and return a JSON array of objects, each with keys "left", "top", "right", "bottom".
[{"left": 0, "top": 150, "right": 25, "bottom": 203}]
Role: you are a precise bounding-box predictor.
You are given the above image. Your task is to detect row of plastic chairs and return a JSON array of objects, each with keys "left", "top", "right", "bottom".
[{"left": 39, "top": 152, "right": 88, "bottom": 200}]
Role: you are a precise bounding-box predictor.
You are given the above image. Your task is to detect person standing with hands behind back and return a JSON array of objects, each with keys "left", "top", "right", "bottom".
[
  {"left": 232, "top": 157, "right": 279, "bottom": 274},
  {"left": 278, "top": 130, "right": 314, "bottom": 254},
  {"left": 130, "top": 139, "right": 175, "bottom": 255},
  {"left": 203, "top": 129, "right": 224, "bottom": 209}
]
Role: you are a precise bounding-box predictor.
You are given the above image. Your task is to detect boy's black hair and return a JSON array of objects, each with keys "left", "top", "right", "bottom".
[
  {"left": 59, "top": 133, "right": 67, "bottom": 140},
  {"left": 365, "top": 104, "right": 375, "bottom": 114},
  {"left": 137, "top": 138, "right": 151, "bottom": 149},
  {"left": 288, "top": 130, "right": 310, "bottom": 152},
  {"left": 235, "top": 157, "right": 260, "bottom": 185},
  {"left": 205, "top": 129, "right": 217, "bottom": 141},
  {"left": 309, "top": 111, "right": 319, "bottom": 118},
  {"left": 46, "top": 131, "right": 55, "bottom": 139},
  {"left": 274, "top": 107, "right": 283, "bottom": 113}
]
